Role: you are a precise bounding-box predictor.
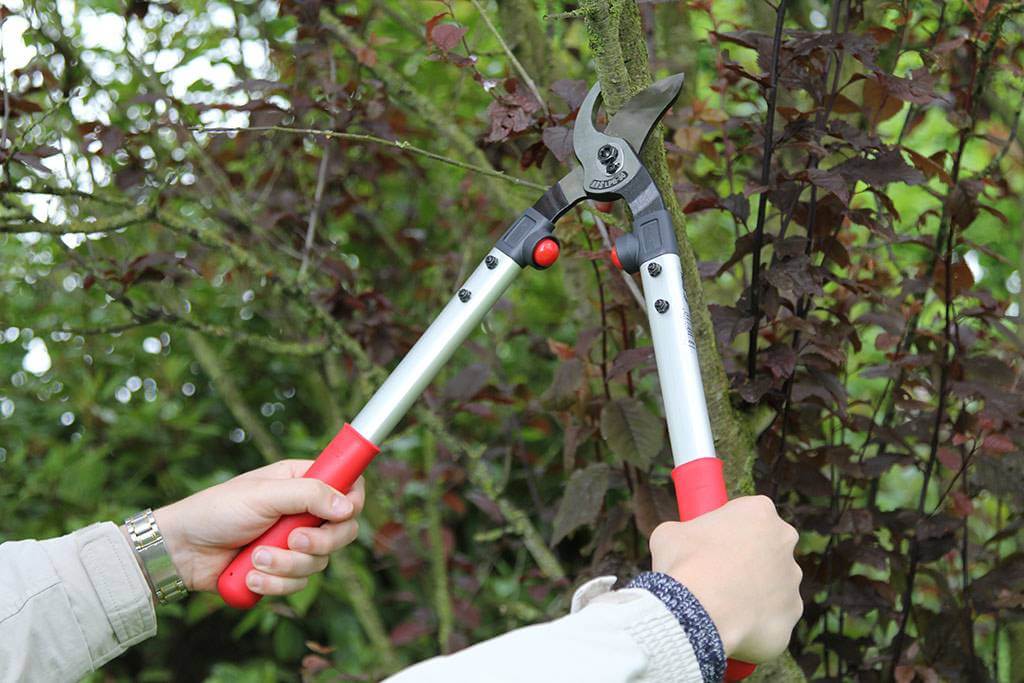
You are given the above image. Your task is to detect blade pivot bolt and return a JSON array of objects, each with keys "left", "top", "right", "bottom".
[
  {"left": 597, "top": 144, "right": 618, "bottom": 164},
  {"left": 597, "top": 144, "right": 621, "bottom": 174},
  {"left": 647, "top": 263, "right": 662, "bottom": 277},
  {"left": 485, "top": 255, "right": 498, "bottom": 269},
  {"left": 458, "top": 288, "right": 472, "bottom": 302},
  {"left": 654, "top": 299, "right": 670, "bottom": 314}
]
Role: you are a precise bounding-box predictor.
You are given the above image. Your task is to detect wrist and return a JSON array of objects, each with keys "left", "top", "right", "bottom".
[
  {"left": 670, "top": 566, "right": 743, "bottom": 656},
  {"left": 627, "top": 571, "right": 727, "bottom": 683}
]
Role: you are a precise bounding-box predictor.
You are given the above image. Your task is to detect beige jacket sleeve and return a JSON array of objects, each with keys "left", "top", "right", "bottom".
[
  {"left": 0, "top": 521, "right": 157, "bottom": 683},
  {"left": 384, "top": 576, "right": 704, "bottom": 683}
]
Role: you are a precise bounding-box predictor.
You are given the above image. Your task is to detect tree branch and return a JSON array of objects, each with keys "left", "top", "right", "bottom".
[
  {"left": 468, "top": 0, "right": 549, "bottom": 117},
  {"left": 422, "top": 429, "right": 455, "bottom": 653},
  {"left": 194, "top": 126, "right": 546, "bottom": 192},
  {"left": 320, "top": 9, "right": 531, "bottom": 214},
  {"left": 185, "top": 330, "right": 283, "bottom": 464},
  {"left": 746, "top": 0, "right": 789, "bottom": 381},
  {"left": 0, "top": 202, "right": 153, "bottom": 234},
  {"left": 581, "top": 0, "right": 757, "bottom": 497}
]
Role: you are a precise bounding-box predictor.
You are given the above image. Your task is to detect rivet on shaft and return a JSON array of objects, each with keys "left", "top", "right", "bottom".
[
  {"left": 458, "top": 288, "right": 472, "bottom": 303},
  {"left": 485, "top": 255, "right": 498, "bottom": 269},
  {"left": 654, "top": 299, "right": 670, "bottom": 314},
  {"left": 647, "top": 262, "right": 662, "bottom": 277}
]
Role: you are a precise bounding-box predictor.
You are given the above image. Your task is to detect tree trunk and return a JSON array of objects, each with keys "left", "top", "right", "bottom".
[
  {"left": 580, "top": 0, "right": 757, "bottom": 494},
  {"left": 580, "top": 2, "right": 804, "bottom": 680}
]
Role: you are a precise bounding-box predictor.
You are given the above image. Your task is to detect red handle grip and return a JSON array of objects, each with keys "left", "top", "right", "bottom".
[
  {"left": 217, "top": 423, "right": 380, "bottom": 609},
  {"left": 671, "top": 457, "right": 757, "bottom": 682}
]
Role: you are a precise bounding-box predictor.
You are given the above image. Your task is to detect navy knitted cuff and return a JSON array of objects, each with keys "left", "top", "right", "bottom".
[{"left": 627, "top": 571, "right": 726, "bottom": 683}]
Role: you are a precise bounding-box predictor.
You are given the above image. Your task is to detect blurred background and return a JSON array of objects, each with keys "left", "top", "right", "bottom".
[{"left": 1, "top": 0, "right": 1022, "bottom": 680}]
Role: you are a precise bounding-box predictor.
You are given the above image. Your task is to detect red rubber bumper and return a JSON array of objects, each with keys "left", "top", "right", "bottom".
[
  {"left": 671, "top": 457, "right": 756, "bottom": 682},
  {"left": 217, "top": 423, "right": 379, "bottom": 609}
]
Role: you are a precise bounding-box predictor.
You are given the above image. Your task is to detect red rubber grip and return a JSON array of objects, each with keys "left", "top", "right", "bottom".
[
  {"left": 671, "top": 457, "right": 756, "bottom": 682},
  {"left": 217, "top": 423, "right": 379, "bottom": 609}
]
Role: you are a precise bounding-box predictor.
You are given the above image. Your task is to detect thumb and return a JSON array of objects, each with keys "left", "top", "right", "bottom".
[{"left": 248, "top": 477, "right": 354, "bottom": 522}]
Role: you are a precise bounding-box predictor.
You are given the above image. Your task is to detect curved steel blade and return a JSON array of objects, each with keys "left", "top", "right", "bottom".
[
  {"left": 571, "top": 81, "right": 613, "bottom": 162},
  {"left": 605, "top": 73, "right": 685, "bottom": 152}
]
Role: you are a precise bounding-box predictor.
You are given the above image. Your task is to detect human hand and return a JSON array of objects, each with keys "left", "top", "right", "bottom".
[
  {"left": 149, "top": 460, "right": 365, "bottom": 597},
  {"left": 649, "top": 496, "right": 802, "bottom": 663}
]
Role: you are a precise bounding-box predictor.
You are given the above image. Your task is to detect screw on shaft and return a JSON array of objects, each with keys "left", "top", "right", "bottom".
[
  {"left": 485, "top": 255, "right": 498, "bottom": 269},
  {"left": 654, "top": 299, "right": 670, "bottom": 314},
  {"left": 458, "top": 288, "right": 472, "bottom": 302},
  {"left": 647, "top": 262, "right": 662, "bottom": 277}
]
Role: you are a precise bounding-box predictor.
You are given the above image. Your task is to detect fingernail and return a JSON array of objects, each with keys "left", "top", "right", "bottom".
[
  {"left": 331, "top": 495, "right": 353, "bottom": 518},
  {"left": 252, "top": 549, "right": 270, "bottom": 569},
  {"left": 247, "top": 572, "right": 263, "bottom": 591},
  {"left": 292, "top": 533, "right": 310, "bottom": 551}
]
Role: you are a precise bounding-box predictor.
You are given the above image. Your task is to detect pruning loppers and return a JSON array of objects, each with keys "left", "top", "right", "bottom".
[{"left": 217, "top": 74, "right": 755, "bottom": 681}]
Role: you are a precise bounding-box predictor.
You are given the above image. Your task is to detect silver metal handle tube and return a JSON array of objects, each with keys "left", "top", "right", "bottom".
[
  {"left": 639, "top": 253, "right": 717, "bottom": 466},
  {"left": 350, "top": 248, "right": 522, "bottom": 444}
]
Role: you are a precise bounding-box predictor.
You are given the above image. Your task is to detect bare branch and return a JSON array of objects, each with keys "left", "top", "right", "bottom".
[
  {"left": 193, "top": 125, "right": 546, "bottom": 192},
  {"left": 589, "top": 207, "right": 645, "bottom": 309},
  {"left": 468, "top": 0, "right": 549, "bottom": 117},
  {"left": 746, "top": 0, "right": 789, "bottom": 381}
]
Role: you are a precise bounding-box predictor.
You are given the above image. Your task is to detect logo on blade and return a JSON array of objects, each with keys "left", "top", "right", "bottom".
[{"left": 589, "top": 170, "right": 628, "bottom": 190}]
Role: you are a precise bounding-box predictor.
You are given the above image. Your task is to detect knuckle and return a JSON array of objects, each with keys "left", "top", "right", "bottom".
[
  {"left": 308, "top": 533, "right": 330, "bottom": 554},
  {"left": 337, "top": 521, "right": 359, "bottom": 547},
  {"left": 788, "top": 599, "right": 805, "bottom": 625},
  {"left": 310, "top": 479, "right": 336, "bottom": 498},
  {"left": 650, "top": 521, "right": 678, "bottom": 545}
]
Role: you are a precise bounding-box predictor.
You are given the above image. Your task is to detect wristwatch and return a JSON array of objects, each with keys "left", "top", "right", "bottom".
[{"left": 124, "top": 508, "right": 188, "bottom": 604}]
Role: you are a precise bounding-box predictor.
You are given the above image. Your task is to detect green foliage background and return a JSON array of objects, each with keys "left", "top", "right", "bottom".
[{"left": 1, "top": 0, "right": 1023, "bottom": 681}]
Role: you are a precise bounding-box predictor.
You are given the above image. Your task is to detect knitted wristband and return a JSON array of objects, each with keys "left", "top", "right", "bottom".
[{"left": 627, "top": 571, "right": 726, "bottom": 683}]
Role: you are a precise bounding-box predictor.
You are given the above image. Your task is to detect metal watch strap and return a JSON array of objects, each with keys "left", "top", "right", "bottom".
[{"left": 124, "top": 508, "right": 188, "bottom": 604}]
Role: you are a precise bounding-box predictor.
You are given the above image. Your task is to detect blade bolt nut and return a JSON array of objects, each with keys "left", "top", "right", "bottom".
[
  {"left": 458, "top": 288, "right": 472, "bottom": 303},
  {"left": 485, "top": 255, "right": 498, "bottom": 269},
  {"left": 654, "top": 299, "right": 670, "bottom": 314},
  {"left": 597, "top": 144, "right": 618, "bottom": 165},
  {"left": 647, "top": 262, "right": 662, "bottom": 277}
]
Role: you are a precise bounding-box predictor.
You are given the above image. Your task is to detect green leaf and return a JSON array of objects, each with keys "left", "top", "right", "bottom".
[
  {"left": 599, "top": 398, "right": 664, "bottom": 469},
  {"left": 550, "top": 463, "right": 609, "bottom": 544},
  {"left": 272, "top": 618, "right": 306, "bottom": 662},
  {"left": 540, "top": 358, "right": 583, "bottom": 408}
]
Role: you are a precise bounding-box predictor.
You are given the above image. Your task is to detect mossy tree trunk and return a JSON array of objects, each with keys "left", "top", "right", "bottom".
[{"left": 580, "top": 2, "right": 805, "bottom": 680}]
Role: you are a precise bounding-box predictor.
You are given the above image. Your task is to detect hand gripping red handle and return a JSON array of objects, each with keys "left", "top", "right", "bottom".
[
  {"left": 217, "top": 423, "right": 380, "bottom": 609},
  {"left": 671, "top": 457, "right": 757, "bottom": 682}
]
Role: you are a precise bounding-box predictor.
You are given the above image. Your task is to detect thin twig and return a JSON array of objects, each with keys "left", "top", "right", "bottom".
[
  {"left": 1, "top": 24, "right": 10, "bottom": 164},
  {"left": 422, "top": 429, "right": 455, "bottom": 653},
  {"left": 589, "top": 208, "right": 646, "bottom": 309},
  {"left": 299, "top": 56, "right": 337, "bottom": 279},
  {"left": 468, "top": 0, "right": 549, "bottom": 117},
  {"left": 299, "top": 143, "right": 329, "bottom": 279},
  {"left": 192, "top": 125, "right": 546, "bottom": 191},
  {"left": 746, "top": 0, "right": 789, "bottom": 381},
  {"left": 545, "top": 8, "right": 586, "bottom": 20}
]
